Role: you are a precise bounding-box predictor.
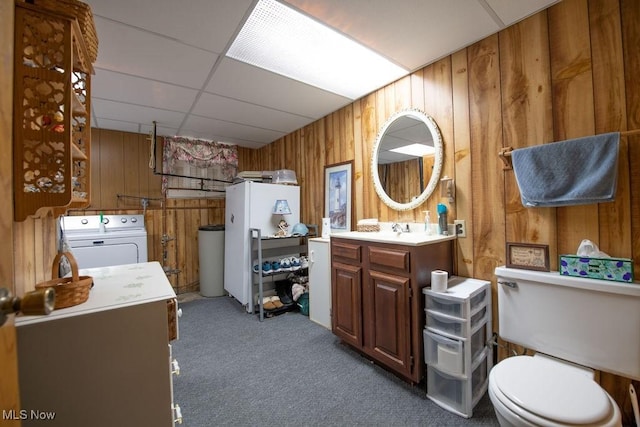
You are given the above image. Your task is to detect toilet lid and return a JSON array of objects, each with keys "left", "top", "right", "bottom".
[{"left": 493, "top": 356, "right": 612, "bottom": 424}]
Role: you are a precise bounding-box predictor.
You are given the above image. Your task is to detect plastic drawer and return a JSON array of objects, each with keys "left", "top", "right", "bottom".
[
  {"left": 426, "top": 353, "right": 489, "bottom": 417},
  {"left": 426, "top": 306, "right": 487, "bottom": 339},
  {"left": 424, "top": 325, "right": 487, "bottom": 376},
  {"left": 424, "top": 330, "right": 464, "bottom": 375},
  {"left": 469, "top": 323, "right": 487, "bottom": 364},
  {"left": 425, "top": 288, "right": 487, "bottom": 319}
]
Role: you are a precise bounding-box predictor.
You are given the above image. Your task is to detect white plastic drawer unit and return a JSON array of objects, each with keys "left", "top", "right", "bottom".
[
  {"left": 426, "top": 351, "right": 489, "bottom": 416},
  {"left": 426, "top": 305, "right": 488, "bottom": 339},
  {"left": 425, "top": 286, "right": 488, "bottom": 319},
  {"left": 423, "top": 326, "right": 487, "bottom": 376}
]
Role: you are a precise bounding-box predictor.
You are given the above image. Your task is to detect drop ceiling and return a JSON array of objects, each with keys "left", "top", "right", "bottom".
[{"left": 86, "top": 0, "right": 559, "bottom": 149}]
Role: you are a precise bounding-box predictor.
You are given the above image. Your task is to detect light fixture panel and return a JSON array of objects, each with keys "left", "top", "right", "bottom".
[
  {"left": 227, "top": 0, "right": 407, "bottom": 99},
  {"left": 390, "top": 143, "right": 435, "bottom": 157}
]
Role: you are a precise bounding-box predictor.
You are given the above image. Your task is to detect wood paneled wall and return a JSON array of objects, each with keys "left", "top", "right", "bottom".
[{"left": 237, "top": 0, "right": 639, "bottom": 421}]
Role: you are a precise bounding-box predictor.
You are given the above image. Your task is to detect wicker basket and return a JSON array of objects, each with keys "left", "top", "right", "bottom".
[
  {"left": 357, "top": 224, "right": 380, "bottom": 232},
  {"left": 22, "top": 0, "right": 99, "bottom": 63},
  {"left": 36, "top": 252, "right": 93, "bottom": 309}
]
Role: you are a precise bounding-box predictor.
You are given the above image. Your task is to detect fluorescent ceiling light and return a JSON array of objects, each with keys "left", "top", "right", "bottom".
[
  {"left": 226, "top": 0, "right": 408, "bottom": 99},
  {"left": 390, "top": 143, "right": 435, "bottom": 157}
]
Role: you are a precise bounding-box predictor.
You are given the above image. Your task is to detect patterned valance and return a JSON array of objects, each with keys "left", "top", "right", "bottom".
[{"left": 162, "top": 136, "right": 238, "bottom": 179}]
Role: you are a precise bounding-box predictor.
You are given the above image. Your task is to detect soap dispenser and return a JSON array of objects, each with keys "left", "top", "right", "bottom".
[
  {"left": 437, "top": 203, "right": 448, "bottom": 235},
  {"left": 423, "top": 211, "right": 432, "bottom": 235}
]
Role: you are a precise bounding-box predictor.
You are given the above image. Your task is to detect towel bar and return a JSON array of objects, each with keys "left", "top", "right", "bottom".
[{"left": 498, "top": 129, "right": 640, "bottom": 170}]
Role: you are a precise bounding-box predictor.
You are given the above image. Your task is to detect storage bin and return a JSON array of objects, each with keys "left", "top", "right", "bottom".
[
  {"left": 469, "top": 323, "right": 486, "bottom": 363},
  {"left": 426, "top": 306, "right": 487, "bottom": 339},
  {"left": 424, "top": 330, "right": 464, "bottom": 375},
  {"left": 426, "top": 287, "right": 487, "bottom": 319},
  {"left": 424, "top": 325, "right": 487, "bottom": 376},
  {"left": 427, "top": 352, "right": 489, "bottom": 418}
]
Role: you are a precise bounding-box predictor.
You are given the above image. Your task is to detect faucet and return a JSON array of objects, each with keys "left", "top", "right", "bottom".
[{"left": 391, "top": 223, "right": 411, "bottom": 233}]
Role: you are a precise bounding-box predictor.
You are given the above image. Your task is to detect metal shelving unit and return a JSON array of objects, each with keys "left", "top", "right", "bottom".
[{"left": 250, "top": 224, "right": 317, "bottom": 321}]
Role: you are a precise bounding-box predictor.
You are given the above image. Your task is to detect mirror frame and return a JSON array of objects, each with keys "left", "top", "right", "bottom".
[{"left": 371, "top": 108, "right": 443, "bottom": 211}]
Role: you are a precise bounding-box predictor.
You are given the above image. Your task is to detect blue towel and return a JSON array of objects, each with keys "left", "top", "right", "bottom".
[{"left": 511, "top": 132, "right": 619, "bottom": 207}]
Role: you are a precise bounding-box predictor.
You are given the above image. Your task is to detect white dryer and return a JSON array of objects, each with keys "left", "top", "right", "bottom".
[{"left": 59, "top": 214, "right": 148, "bottom": 269}]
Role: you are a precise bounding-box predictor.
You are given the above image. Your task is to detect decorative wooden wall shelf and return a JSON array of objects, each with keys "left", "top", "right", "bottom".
[{"left": 13, "top": 3, "right": 93, "bottom": 221}]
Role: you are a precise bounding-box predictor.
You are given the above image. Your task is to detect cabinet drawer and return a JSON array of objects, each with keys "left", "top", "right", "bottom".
[
  {"left": 424, "top": 326, "right": 487, "bottom": 376},
  {"left": 332, "top": 241, "right": 362, "bottom": 263},
  {"left": 425, "top": 288, "right": 488, "bottom": 319},
  {"left": 426, "top": 352, "right": 489, "bottom": 416},
  {"left": 368, "top": 246, "right": 410, "bottom": 272},
  {"left": 426, "top": 306, "right": 487, "bottom": 338},
  {"left": 424, "top": 330, "right": 463, "bottom": 375}
]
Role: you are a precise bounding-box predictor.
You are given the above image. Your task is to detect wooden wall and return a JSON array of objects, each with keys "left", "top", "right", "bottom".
[
  {"left": 7, "top": 0, "right": 639, "bottom": 421},
  {"left": 237, "top": 0, "right": 640, "bottom": 421}
]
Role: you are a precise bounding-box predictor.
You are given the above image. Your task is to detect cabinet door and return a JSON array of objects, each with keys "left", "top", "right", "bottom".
[
  {"left": 331, "top": 261, "right": 362, "bottom": 348},
  {"left": 366, "top": 270, "right": 411, "bottom": 378}
]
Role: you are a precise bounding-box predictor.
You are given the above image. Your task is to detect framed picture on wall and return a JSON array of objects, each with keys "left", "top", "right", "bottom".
[
  {"left": 506, "top": 242, "right": 550, "bottom": 271},
  {"left": 324, "top": 161, "right": 353, "bottom": 233}
]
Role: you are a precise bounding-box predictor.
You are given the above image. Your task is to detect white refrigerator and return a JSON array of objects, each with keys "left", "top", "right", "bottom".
[{"left": 224, "top": 181, "right": 300, "bottom": 313}]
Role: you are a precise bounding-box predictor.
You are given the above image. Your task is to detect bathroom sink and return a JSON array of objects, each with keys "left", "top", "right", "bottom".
[{"left": 333, "top": 230, "right": 456, "bottom": 246}]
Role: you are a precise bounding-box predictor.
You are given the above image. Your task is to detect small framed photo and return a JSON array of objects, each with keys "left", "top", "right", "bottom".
[
  {"left": 506, "top": 243, "right": 550, "bottom": 271},
  {"left": 324, "top": 160, "right": 353, "bottom": 233}
]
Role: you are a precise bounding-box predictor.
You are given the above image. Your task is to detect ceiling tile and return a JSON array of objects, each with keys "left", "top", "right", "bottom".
[
  {"left": 181, "top": 115, "right": 286, "bottom": 145},
  {"left": 191, "top": 92, "right": 312, "bottom": 133},
  {"left": 93, "top": 118, "right": 142, "bottom": 134},
  {"left": 86, "top": 0, "right": 253, "bottom": 52},
  {"left": 92, "top": 69, "right": 199, "bottom": 111},
  {"left": 206, "top": 58, "right": 352, "bottom": 119},
  {"left": 485, "top": 0, "right": 561, "bottom": 25},
  {"left": 93, "top": 17, "right": 217, "bottom": 88},
  {"left": 141, "top": 122, "right": 178, "bottom": 138},
  {"left": 92, "top": 99, "right": 186, "bottom": 130}
]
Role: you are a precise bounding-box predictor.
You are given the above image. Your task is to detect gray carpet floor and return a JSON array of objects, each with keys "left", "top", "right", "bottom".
[{"left": 172, "top": 296, "right": 500, "bottom": 426}]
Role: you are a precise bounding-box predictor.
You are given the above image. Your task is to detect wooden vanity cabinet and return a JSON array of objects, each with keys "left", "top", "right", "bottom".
[{"left": 331, "top": 237, "right": 453, "bottom": 383}]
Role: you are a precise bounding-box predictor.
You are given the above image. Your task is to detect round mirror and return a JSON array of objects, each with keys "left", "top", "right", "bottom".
[{"left": 371, "top": 109, "right": 443, "bottom": 211}]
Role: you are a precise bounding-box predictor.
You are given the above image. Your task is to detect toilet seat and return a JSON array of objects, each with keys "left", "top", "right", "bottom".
[{"left": 490, "top": 356, "right": 621, "bottom": 426}]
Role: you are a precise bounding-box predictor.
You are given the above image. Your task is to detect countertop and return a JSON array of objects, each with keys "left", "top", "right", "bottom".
[
  {"left": 331, "top": 230, "right": 456, "bottom": 246},
  {"left": 17, "top": 261, "right": 176, "bottom": 326}
]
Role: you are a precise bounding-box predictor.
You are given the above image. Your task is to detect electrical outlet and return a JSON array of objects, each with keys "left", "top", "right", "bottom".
[{"left": 454, "top": 220, "right": 466, "bottom": 238}]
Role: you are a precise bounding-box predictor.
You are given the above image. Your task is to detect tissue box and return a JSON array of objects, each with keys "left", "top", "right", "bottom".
[{"left": 559, "top": 255, "right": 634, "bottom": 283}]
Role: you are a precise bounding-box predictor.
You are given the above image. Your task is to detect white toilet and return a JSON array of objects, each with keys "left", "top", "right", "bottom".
[{"left": 490, "top": 266, "right": 640, "bottom": 426}]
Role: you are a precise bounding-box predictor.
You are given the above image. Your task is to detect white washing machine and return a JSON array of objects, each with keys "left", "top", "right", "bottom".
[{"left": 60, "top": 214, "right": 148, "bottom": 269}]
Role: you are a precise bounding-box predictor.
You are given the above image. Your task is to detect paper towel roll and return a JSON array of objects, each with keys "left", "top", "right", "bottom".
[
  {"left": 431, "top": 270, "right": 448, "bottom": 293},
  {"left": 322, "top": 218, "right": 331, "bottom": 239}
]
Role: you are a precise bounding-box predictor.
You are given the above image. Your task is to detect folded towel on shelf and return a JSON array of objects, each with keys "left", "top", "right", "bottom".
[
  {"left": 511, "top": 132, "right": 620, "bottom": 207},
  {"left": 357, "top": 218, "right": 379, "bottom": 226}
]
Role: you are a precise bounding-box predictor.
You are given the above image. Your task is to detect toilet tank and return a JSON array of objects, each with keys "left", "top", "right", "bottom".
[{"left": 495, "top": 266, "right": 640, "bottom": 380}]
